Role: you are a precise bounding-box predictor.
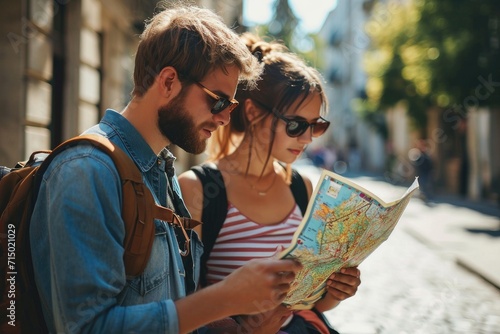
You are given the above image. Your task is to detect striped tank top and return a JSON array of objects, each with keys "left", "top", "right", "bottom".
[{"left": 205, "top": 202, "right": 303, "bottom": 285}]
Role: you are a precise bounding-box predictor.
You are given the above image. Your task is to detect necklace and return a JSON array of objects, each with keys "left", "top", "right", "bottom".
[
  {"left": 249, "top": 172, "right": 277, "bottom": 196},
  {"left": 225, "top": 158, "right": 278, "bottom": 196}
]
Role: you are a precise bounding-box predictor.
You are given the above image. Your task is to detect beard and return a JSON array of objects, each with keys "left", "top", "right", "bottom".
[{"left": 157, "top": 90, "right": 209, "bottom": 154}]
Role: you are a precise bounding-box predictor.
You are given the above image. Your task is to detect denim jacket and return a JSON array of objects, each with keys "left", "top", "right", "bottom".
[{"left": 30, "top": 109, "right": 203, "bottom": 333}]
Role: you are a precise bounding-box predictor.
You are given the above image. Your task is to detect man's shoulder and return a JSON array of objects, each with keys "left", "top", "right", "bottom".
[{"left": 43, "top": 141, "right": 120, "bottom": 181}]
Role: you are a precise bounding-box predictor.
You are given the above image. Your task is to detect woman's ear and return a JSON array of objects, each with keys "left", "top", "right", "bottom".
[{"left": 245, "top": 99, "right": 265, "bottom": 123}]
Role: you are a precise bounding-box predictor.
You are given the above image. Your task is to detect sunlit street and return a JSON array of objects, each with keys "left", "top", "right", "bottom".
[{"left": 296, "top": 164, "right": 500, "bottom": 334}]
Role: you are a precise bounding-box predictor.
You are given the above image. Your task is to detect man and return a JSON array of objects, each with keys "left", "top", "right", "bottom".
[
  {"left": 410, "top": 139, "right": 433, "bottom": 202},
  {"left": 30, "top": 3, "right": 301, "bottom": 333}
]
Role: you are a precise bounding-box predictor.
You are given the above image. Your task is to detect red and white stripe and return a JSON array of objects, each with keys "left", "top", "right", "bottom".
[{"left": 206, "top": 203, "right": 303, "bottom": 284}]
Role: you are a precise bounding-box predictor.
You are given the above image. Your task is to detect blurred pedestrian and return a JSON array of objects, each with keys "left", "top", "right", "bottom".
[{"left": 409, "top": 139, "right": 434, "bottom": 201}]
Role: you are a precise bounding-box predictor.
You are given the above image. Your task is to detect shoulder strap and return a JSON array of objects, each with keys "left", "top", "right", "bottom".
[
  {"left": 290, "top": 168, "right": 308, "bottom": 216},
  {"left": 42, "top": 135, "right": 200, "bottom": 276},
  {"left": 190, "top": 164, "right": 227, "bottom": 253},
  {"left": 190, "top": 163, "right": 227, "bottom": 286}
]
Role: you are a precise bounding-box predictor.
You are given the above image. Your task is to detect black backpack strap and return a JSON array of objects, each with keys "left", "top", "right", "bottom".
[
  {"left": 290, "top": 168, "right": 308, "bottom": 216},
  {"left": 190, "top": 163, "right": 228, "bottom": 286}
]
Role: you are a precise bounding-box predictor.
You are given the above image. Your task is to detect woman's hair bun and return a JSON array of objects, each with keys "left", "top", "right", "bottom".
[{"left": 240, "top": 32, "right": 287, "bottom": 63}]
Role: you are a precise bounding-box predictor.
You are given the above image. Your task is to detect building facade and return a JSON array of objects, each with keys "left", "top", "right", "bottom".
[
  {"left": 317, "top": 0, "right": 385, "bottom": 174},
  {"left": 318, "top": 0, "right": 499, "bottom": 202}
]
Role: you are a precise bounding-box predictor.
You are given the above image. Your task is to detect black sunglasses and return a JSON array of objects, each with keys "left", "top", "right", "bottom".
[
  {"left": 254, "top": 100, "right": 330, "bottom": 137},
  {"left": 273, "top": 111, "right": 330, "bottom": 137},
  {"left": 196, "top": 82, "right": 239, "bottom": 114}
]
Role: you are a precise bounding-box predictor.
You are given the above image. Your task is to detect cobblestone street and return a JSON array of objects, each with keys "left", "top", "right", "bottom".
[
  {"left": 326, "top": 224, "right": 500, "bottom": 334},
  {"left": 316, "top": 175, "right": 500, "bottom": 334}
]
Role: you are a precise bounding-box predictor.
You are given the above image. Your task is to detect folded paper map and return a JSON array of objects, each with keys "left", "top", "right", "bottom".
[{"left": 279, "top": 169, "right": 419, "bottom": 310}]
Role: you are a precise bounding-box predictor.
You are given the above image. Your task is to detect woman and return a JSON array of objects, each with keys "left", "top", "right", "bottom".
[{"left": 179, "top": 33, "right": 361, "bottom": 334}]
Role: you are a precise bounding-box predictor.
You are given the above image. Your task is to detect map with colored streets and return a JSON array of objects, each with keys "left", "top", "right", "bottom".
[{"left": 280, "top": 170, "right": 419, "bottom": 310}]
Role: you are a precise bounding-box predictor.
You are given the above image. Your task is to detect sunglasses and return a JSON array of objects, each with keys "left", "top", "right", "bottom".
[
  {"left": 196, "top": 82, "right": 239, "bottom": 114},
  {"left": 273, "top": 111, "right": 330, "bottom": 137}
]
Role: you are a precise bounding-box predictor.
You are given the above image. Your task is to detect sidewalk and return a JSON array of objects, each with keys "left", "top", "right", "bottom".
[
  {"left": 402, "top": 193, "right": 500, "bottom": 290},
  {"left": 295, "top": 163, "right": 500, "bottom": 290}
]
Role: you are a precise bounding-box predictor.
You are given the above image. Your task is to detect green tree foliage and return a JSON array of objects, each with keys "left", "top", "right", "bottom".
[
  {"left": 268, "top": 0, "right": 299, "bottom": 49},
  {"left": 249, "top": 0, "right": 324, "bottom": 70},
  {"left": 364, "top": 0, "right": 500, "bottom": 130}
]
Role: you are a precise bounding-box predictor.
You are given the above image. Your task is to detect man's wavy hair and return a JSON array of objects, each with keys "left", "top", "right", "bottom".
[{"left": 132, "top": 1, "right": 262, "bottom": 97}]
